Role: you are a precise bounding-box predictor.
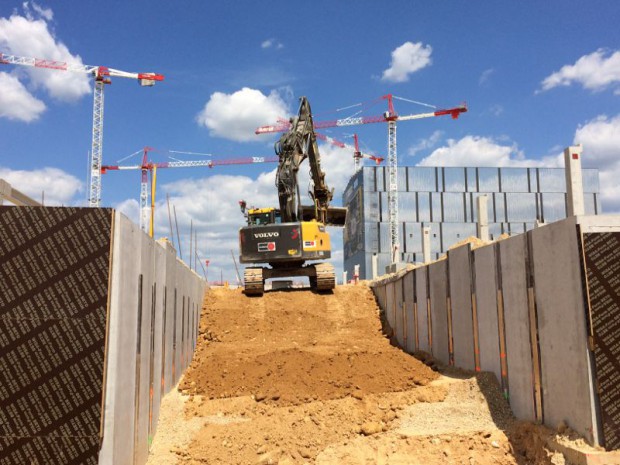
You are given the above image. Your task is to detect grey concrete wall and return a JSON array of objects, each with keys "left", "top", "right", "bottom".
[
  {"left": 429, "top": 260, "right": 449, "bottom": 365},
  {"left": 498, "top": 234, "right": 536, "bottom": 421},
  {"left": 403, "top": 271, "right": 415, "bottom": 353},
  {"left": 473, "top": 245, "right": 502, "bottom": 384},
  {"left": 369, "top": 214, "right": 620, "bottom": 449},
  {"left": 385, "top": 281, "right": 395, "bottom": 334},
  {"left": 448, "top": 245, "right": 476, "bottom": 371},
  {"left": 530, "top": 218, "right": 597, "bottom": 444},
  {"left": 415, "top": 267, "right": 430, "bottom": 353},
  {"left": 99, "top": 212, "right": 205, "bottom": 465},
  {"left": 393, "top": 278, "right": 404, "bottom": 347}
]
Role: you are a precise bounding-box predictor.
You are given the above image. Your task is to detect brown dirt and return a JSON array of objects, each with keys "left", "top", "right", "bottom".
[{"left": 146, "top": 285, "right": 573, "bottom": 465}]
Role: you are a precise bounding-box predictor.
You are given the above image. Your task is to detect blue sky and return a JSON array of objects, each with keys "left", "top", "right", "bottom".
[{"left": 1, "top": 1, "right": 619, "bottom": 282}]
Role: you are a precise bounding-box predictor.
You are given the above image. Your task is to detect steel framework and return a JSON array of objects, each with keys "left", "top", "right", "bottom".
[
  {"left": 0, "top": 53, "right": 164, "bottom": 207},
  {"left": 255, "top": 95, "right": 466, "bottom": 262}
]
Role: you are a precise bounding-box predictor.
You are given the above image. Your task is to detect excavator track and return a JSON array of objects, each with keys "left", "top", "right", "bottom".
[
  {"left": 313, "top": 262, "right": 335, "bottom": 292},
  {"left": 244, "top": 268, "right": 264, "bottom": 296}
]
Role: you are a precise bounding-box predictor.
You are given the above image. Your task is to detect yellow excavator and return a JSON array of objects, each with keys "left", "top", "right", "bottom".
[{"left": 239, "top": 97, "right": 347, "bottom": 295}]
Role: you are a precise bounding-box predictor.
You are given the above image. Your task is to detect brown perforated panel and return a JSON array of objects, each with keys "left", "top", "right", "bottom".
[
  {"left": 0, "top": 206, "right": 112, "bottom": 465},
  {"left": 582, "top": 232, "right": 620, "bottom": 450}
]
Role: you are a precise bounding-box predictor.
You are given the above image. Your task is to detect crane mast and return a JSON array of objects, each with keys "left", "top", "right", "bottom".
[
  {"left": 0, "top": 53, "right": 164, "bottom": 207},
  {"left": 257, "top": 94, "right": 466, "bottom": 263}
]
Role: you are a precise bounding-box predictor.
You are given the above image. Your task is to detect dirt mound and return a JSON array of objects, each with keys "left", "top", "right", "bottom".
[
  {"left": 148, "top": 285, "right": 566, "bottom": 465},
  {"left": 180, "top": 286, "right": 436, "bottom": 405}
]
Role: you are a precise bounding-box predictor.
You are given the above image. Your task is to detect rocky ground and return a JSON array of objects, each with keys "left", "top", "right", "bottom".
[{"left": 146, "top": 285, "right": 581, "bottom": 465}]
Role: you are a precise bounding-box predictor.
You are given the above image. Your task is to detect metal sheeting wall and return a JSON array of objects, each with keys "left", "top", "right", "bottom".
[
  {"left": 371, "top": 215, "right": 620, "bottom": 450},
  {"left": 343, "top": 166, "right": 602, "bottom": 279}
]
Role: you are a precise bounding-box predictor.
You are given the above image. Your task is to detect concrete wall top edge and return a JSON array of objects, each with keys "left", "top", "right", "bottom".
[{"left": 576, "top": 214, "right": 620, "bottom": 232}]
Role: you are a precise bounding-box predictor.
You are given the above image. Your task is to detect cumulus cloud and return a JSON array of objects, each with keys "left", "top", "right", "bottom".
[
  {"left": 0, "top": 166, "right": 83, "bottom": 205},
  {"left": 261, "top": 38, "right": 283, "bottom": 49},
  {"left": 196, "top": 87, "right": 290, "bottom": 142},
  {"left": 0, "top": 72, "right": 46, "bottom": 121},
  {"left": 573, "top": 114, "right": 620, "bottom": 213},
  {"left": 408, "top": 130, "right": 444, "bottom": 157},
  {"left": 540, "top": 49, "right": 620, "bottom": 93},
  {"left": 0, "top": 4, "right": 91, "bottom": 102},
  {"left": 138, "top": 139, "right": 358, "bottom": 284},
  {"left": 417, "top": 135, "right": 562, "bottom": 168},
  {"left": 381, "top": 41, "right": 432, "bottom": 83}
]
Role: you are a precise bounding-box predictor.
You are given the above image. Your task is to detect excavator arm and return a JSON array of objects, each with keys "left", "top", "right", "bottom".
[{"left": 275, "top": 97, "right": 344, "bottom": 225}]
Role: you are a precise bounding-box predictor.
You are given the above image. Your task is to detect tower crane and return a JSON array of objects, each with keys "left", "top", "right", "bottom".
[
  {"left": 102, "top": 147, "right": 279, "bottom": 236},
  {"left": 0, "top": 53, "right": 164, "bottom": 207},
  {"left": 315, "top": 133, "right": 384, "bottom": 169},
  {"left": 256, "top": 94, "right": 466, "bottom": 263}
]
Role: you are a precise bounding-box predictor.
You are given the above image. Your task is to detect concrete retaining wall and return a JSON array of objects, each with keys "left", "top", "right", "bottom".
[
  {"left": 371, "top": 215, "right": 620, "bottom": 450},
  {"left": 99, "top": 212, "right": 204, "bottom": 465},
  {"left": 0, "top": 207, "right": 205, "bottom": 465}
]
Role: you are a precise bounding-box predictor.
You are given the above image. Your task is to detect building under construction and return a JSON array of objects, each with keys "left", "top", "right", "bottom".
[{"left": 342, "top": 164, "right": 601, "bottom": 279}]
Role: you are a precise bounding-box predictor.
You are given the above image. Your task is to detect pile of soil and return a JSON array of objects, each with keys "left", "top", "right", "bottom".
[{"left": 146, "top": 285, "right": 569, "bottom": 465}]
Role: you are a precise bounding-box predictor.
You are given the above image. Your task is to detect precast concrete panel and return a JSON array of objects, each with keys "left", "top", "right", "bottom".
[
  {"left": 385, "top": 282, "right": 395, "bottom": 334},
  {"left": 162, "top": 242, "right": 177, "bottom": 394},
  {"left": 135, "top": 232, "right": 155, "bottom": 465},
  {"left": 150, "top": 241, "right": 167, "bottom": 443},
  {"left": 172, "top": 260, "right": 184, "bottom": 385},
  {"left": 499, "top": 235, "right": 536, "bottom": 421},
  {"left": 530, "top": 219, "right": 596, "bottom": 443},
  {"left": 448, "top": 245, "right": 476, "bottom": 371},
  {"left": 393, "top": 278, "right": 404, "bottom": 347},
  {"left": 100, "top": 212, "right": 142, "bottom": 465},
  {"left": 415, "top": 267, "right": 430, "bottom": 353},
  {"left": 403, "top": 271, "right": 416, "bottom": 353},
  {"left": 429, "top": 260, "right": 449, "bottom": 365},
  {"left": 473, "top": 245, "right": 502, "bottom": 384}
]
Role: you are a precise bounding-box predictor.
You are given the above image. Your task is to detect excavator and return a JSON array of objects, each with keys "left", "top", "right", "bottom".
[{"left": 238, "top": 96, "right": 347, "bottom": 295}]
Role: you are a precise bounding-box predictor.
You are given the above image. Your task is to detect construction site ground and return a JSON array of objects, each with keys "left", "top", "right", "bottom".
[{"left": 146, "top": 285, "right": 585, "bottom": 465}]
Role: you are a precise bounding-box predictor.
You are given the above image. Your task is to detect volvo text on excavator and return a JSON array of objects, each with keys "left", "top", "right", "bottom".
[{"left": 238, "top": 97, "right": 347, "bottom": 295}]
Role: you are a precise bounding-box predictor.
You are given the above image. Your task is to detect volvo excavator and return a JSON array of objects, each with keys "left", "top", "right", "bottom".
[{"left": 239, "top": 97, "right": 347, "bottom": 296}]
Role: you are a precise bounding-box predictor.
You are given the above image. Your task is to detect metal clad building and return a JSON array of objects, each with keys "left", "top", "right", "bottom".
[{"left": 342, "top": 166, "right": 601, "bottom": 279}]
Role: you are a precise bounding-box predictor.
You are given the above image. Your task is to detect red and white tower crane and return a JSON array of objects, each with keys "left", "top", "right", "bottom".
[
  {"left": 0, "top": 53, "right": 164, "bottom": 207},
  {"left": 102, "top": 148, "right": 280, "bottom": 236},
  {"left": 315, "top": 133, "right": 384, "bottom": 169},
  {"left": 256, "top": 94, "right": 466, "bottom": 263}
]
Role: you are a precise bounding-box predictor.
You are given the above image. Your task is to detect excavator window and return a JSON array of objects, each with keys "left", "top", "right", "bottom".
[{"left": 249, "top": 212, "right": 273, "bottom": 226}]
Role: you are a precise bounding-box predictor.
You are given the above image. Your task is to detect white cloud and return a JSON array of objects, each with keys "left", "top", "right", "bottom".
[
  {"left": 573, "top": 114, "right": 620, "bottom": 213},
  {"left": 140, "top": 140, "right": 357, "bottom": 284},
  {"left": 261, "top": 38, "right": 283, "bottom": 49},
  {"left": 114, "top": 198, "right": 140, "bottom": 224},
  {"left": 540, "top": 49, "right": 620, "bottom": 93},
  {"left": 0, "top": 6, "right": 91, "bottom": 102},
  {"left": 0, "top": 166, "right": 83, "bottom": 205},
  {"left": 479, "top": 68, "right": 494, "bottom": 86},
  {"left": 25, "top": 2, "right": 53, "bottom": 21},
  {"left": 381, "top": 41, "right": 432, "bottom": 83},
  {"left": 149, "top": 170, "right": 278, "bottom": 283},
  {"left": 408, "top": 130, "right": 444, "bottom": 157},
  {"left": 0, "top": 72, "right": 46, "bottom": 121},
  {"left": 417, "top": 135, "right": 562, "bottom": 168},
  {"left": 196, "top": 87, "right": 289, "bottom": 142}
]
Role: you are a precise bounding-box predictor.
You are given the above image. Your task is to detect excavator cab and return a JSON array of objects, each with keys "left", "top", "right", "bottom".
[{"left": 246, "top": 208, "right": 282, "bottom": 226}]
